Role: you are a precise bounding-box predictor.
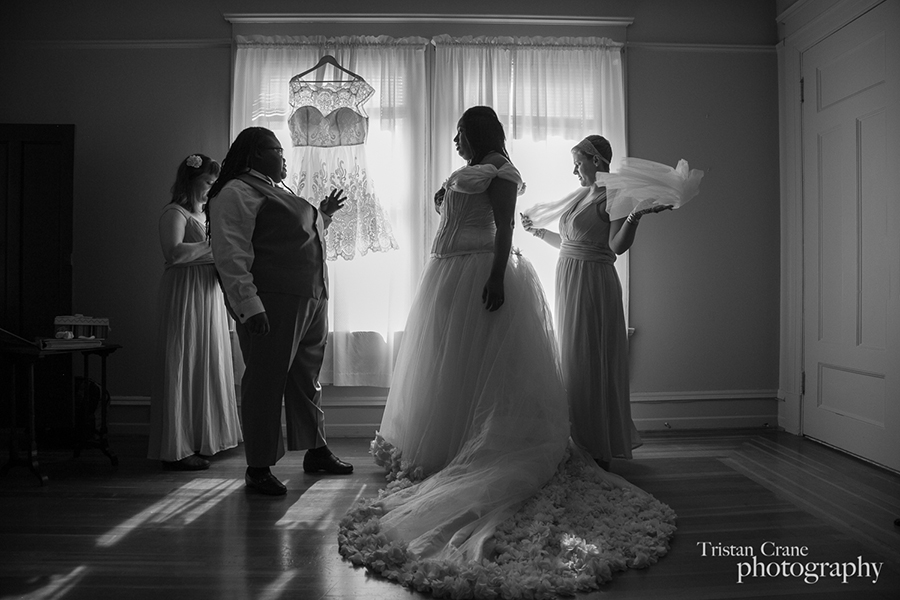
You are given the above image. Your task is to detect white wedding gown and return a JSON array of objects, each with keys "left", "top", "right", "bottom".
[
  {"left": 373, "top": 159, "right": 569, "bottom": 560},
  {"left": 340, "top": 158, "right": 677, "bottom": 598}
]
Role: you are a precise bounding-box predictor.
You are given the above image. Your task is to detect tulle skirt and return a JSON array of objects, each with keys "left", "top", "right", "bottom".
[
  {"left": 556, "top": 257, "right": 641, "bottom": 461},
  {"left": 376, "top": 250, "right": 570, "bottom": 561},
  {"left": 147, "top": 263, "right": 242, "bottom": 461}
]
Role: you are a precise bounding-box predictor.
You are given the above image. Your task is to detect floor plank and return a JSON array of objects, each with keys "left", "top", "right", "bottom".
[{"left": 1, "top": 430, "right": 898, "bottom": 599}]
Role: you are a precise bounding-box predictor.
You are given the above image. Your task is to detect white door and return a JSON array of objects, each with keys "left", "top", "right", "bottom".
[{"left": 802, "top": 0, "right": 900, "bottom": 472}]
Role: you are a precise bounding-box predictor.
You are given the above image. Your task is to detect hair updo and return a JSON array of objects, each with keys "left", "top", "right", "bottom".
[
  {"left": 170, "top": 153, "right": 220, "bottom": 209},
  {"left": 459, "top": 106, "right": 510, "bottom": 165},
  {"left": 572, "top": 135, "right": 612, "bottom": 169}
]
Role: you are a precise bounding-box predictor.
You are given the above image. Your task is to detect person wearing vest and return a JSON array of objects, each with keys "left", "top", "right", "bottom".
[{"left": 209, "top": 127, "right": 352, "bottom": 495}]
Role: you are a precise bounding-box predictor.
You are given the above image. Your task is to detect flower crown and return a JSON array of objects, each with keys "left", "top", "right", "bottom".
[{"left": 185, "top": 155, "right": 203, "bottom": 168}]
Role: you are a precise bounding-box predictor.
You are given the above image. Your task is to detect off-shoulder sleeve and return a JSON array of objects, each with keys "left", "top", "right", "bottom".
[{"left": 445, "top": 162, "right": 525, "bottom": 195}]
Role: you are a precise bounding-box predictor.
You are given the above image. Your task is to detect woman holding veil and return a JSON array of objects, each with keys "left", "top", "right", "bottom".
[{"left": 522, "top": 135, "right": 702, "bottom": 468}]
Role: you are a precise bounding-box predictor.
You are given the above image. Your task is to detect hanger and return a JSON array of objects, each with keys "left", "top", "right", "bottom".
[{"left": 293, "top": 54, "right": 364, "bottom": 83}]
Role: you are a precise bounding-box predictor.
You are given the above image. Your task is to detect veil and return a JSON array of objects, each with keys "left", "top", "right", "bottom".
[
  {"left": 522, "top": 158, "right": 703, "bottom": 228},
  {"left": 600, "top": 158, "right": 704, "bottom": 221},
  {"left": 521, "top": 185, "right": 599, "bottom": 230}
]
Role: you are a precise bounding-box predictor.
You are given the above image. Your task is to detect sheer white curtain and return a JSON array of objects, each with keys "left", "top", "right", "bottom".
[
  {"left": 230, "top": 34, "right": 627, "bottom": 387},
  {"left": 232, "top": 35, "right": 429, "bottom": 386},
  {"left": 430, "top": 35, "right": 628, "bottom": 320}
]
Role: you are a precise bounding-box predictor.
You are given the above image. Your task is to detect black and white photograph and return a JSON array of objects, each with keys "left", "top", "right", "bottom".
[{"left": 1, "top": 1, "right": 898, "bottom": 599}]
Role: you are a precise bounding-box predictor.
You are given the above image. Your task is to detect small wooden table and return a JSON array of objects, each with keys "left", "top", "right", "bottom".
[{"left": 1, "top": 341, "right": 121, "bottom": 484}]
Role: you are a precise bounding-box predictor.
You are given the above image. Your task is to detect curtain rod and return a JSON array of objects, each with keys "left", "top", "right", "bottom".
[{"left": 224, "top": 13, "right": 634, "bottom": 27}]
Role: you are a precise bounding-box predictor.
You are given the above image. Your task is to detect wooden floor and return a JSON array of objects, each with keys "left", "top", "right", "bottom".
[{"left": 1, "top": 429, "right": 899, "bottom": 600}]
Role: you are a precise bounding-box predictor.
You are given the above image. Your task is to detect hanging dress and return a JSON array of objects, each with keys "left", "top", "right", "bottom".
[{"left": 286, "top": 77, "right": 398, "bottom": 261}]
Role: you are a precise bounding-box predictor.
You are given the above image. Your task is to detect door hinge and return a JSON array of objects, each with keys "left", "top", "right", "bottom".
[
  {"left": 800, "top": 77, "right": 804, "bottom": 103},
  {"left": 800, "top": 371, "right": 806, "bottom": 396}
]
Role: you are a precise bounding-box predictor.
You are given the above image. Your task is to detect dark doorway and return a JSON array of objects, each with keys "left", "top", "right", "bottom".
[{"left": 1, "top": 124, "right": 75, "bottom": 441}]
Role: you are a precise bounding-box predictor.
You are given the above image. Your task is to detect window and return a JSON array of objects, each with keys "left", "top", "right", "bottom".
[{"left": 231, "top": 34, "right": 626, "bottom": 386}]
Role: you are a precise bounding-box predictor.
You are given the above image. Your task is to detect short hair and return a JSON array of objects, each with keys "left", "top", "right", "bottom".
[
  {"left": 169, "top": 154, "right": 220, "bottom": 210},
  {"left": 459, "top": 106, "right": 509, "bottom": 165}
]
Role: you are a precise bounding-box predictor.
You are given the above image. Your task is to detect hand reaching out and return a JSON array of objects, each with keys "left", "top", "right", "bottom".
[
  {"left": 638, "top": 204, "right": 674, "bottom": 217},
  {"left": 627, "top": 203, "right": 673, "bottom": 224},
  {"left": 520, "top": 213, "right": 546, "bottom": 239},
  {"left": 520, "top": 213, "right": 535, "bottom": 232},
  {"left": 320, "top": 188, "right": 347, "bottom": 217}
]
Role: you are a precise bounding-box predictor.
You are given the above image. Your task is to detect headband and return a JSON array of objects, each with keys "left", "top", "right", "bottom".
[{"left": 573, "top": 139, "right": 610, "bottom": 166}]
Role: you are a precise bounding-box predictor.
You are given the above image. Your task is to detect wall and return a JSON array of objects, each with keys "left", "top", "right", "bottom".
[
  {"left": 0, "top": 0, "right": 780, "bottom": 434},
  {"left": 626, "top": 43, "right": 780, "bottom": 429}
]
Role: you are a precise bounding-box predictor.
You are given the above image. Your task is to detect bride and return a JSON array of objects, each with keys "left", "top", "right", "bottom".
[
  {"left": 369, "top": 105, "right": 568, "bottom": 558},
  {"left": 339, "top": 107, "right": 676, "bottom": 598}
]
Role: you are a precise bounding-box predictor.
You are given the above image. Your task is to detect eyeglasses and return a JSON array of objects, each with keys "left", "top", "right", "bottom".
[{"left": 262, "top": 146, "right": 284, "bottom": 156}]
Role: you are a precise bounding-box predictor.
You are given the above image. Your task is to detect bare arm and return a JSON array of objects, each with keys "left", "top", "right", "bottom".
[
  {"left": 483, "top": 170, "right": 517, "bottom": 312},
  {"left": 520, "top": 213, "right": 562, "bottom": 249},
  {"left": 159, "top": 209, "right": 211, "bottom": 265},
  {"left": 609, "top": 204, "right": 673, "bottom": 255}
]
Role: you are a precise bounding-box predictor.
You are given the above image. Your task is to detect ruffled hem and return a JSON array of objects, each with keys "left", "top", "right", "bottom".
[
  {"left": 371, "top": 431, "right": 426, "bottom": 483},
  {"left": 339, "top": 444, "right": 677, "bottom": 599}
]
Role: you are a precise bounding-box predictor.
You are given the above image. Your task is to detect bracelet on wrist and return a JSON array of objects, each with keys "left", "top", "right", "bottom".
[{"left": 532, "top": 228, "right": 546, "bottom": 239}]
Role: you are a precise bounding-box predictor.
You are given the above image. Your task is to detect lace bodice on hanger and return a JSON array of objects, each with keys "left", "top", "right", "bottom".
[{"left": 288, "top": 79, "right": 375, "bottom": 148}]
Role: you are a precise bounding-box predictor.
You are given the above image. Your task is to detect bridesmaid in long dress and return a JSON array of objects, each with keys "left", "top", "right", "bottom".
[
  {"left": 147, "top": 154, "right": 242, "bottom": 470},
  {"left": 522, "top": 135, "right": 669, "bottom": 469}
]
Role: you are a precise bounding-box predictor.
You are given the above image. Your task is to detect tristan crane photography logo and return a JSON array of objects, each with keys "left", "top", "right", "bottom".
[{"left": 697, "top": 540, "right": 884, "bottom": 585}]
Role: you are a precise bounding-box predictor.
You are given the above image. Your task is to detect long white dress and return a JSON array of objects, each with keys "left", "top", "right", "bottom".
[
  {"left": 339, "top": 161, "right": 677, "bottom": 598},
  {"left": 373, "top": 160, "right": 570, "bottom": 559},
  {"left": 147, "top": 204, "right": 242, "bottom": 461}
]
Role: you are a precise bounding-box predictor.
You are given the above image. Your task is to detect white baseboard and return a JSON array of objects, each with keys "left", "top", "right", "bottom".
[
  {"left": 633, "top": 414, "right": 778, "bottom": 431},
  {"left": 630, "top": 389, "right": 779, "bottom": 402},
  {"left": 111, "top": 388, "right": 779, "bottom": 437}
]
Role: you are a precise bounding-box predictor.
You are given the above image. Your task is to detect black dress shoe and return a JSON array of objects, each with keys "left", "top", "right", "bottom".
[
  {"left": 244, "top": 468, "right": 287, "bottom": 495},
  {"left": 303, "top": 450, "right": 353, "bottom": 475}
]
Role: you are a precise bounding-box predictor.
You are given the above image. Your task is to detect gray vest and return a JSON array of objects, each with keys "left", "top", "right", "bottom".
[{"left": 236, "top": 174, "right": 328, "bottom": 299}]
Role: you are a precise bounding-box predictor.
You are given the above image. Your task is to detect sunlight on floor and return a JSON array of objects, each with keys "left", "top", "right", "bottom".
[
  {"left": 9, "top": 566, "right": 89, "bottom": 600},
  {"left": 95, "top": 478, "right": 244, "bottom": 547},
  {"left": 276, "top": 479, "right": 369, "bottom": 531},
  {"left": 256, "top": 569, "right": 299, "bottom": 600}
]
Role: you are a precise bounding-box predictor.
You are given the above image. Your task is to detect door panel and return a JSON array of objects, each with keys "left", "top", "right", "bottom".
[{"left": 802, "top": 1, "right": 900, "bottom": 471}]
